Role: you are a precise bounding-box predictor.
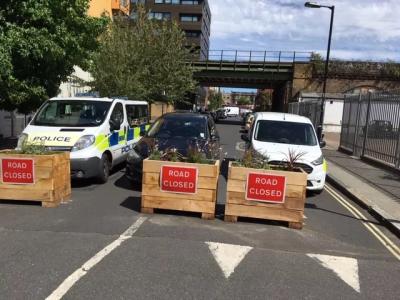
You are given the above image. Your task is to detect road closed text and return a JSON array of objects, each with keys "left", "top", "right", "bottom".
[
  {"left": 1, "top": 158, "right": 34, "bottom": 184},
  {"left": 246, "top": 173, "right": 286, "bottom": 203},
  {"left": 160, "top": 165, "right": 198, "bottom": 194}
]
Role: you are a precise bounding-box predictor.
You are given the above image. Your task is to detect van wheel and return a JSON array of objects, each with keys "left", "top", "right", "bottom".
[{"left": 98, "top": 154, "right": 111, "bottom": 184}]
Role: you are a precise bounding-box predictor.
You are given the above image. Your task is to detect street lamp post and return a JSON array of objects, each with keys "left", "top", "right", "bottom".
[{"left": 305, "top": 2, "right": 335, "bottom": 141}]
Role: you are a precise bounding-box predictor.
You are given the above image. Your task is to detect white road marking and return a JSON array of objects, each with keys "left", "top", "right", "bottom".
[
  {"left": 46, "top": 217, "right": 147, "bottom": 300},
  {"left": 308, "top": 254, "right": 360, "bottom": 293},
  {"left": 206, "top": 242, "right": 252, "bottom": 279},
  {"left": 325, "top": 185, "right": 400, "bottom": 261}
]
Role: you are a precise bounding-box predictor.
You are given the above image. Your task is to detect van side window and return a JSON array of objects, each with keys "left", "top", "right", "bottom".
[
  {"left": 110, "top": 103, "right": 124, "bottom": 127},
  {"left": 126, "top": 104, "right": 148, "bottom": 127}
]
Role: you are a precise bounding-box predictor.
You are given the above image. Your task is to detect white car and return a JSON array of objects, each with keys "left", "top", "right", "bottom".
[{"left": 242, "top": 112, "right": 327, "bottom": 193}]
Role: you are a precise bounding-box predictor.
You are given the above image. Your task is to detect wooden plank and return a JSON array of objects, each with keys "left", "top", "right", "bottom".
[
  {"left": 141, "top": 207, "right": 154, "bottom": 214},
  {"left": 201, "top": 213, "right": 215, "bottom": 220},
  {"left": 142, "top": 197, "right": 215, "bottom": 214},
  {"left": 288, "top": 222, "right": 303, "bottom": 229},
  {"left": 227, "top": 183, "right": 305, "bottom": 199},
  {"left": 143, "top": 172, "right": 218, "bottom": 189},
  {"left": 0, "top": 178, "right": 54, "bottom": 190},
  {"left": 225, "top": 203, "right": 303, "bottom": 223},
  {"left": 142, "top": 184, "right": 216, "bottom": 202},
  {"left": 228, "top": 164, "right": 307, "bottom": 184},
  {"left": 226, "top": 192, "right": 305, "bottom": 210},
  {"left": 143, "top": 159, "right": 219, "bottom": 178},
  {"left": 0, "top": 189, "right": 51, "bottom": 201},
  {"left": 0, "top": 153, "right": 55, "bottom": 168},
  {"left": 224, "top": 215, "right": 238, "bottom": 222}
]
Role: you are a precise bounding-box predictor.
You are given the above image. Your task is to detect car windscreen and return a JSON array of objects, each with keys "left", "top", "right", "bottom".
[
  {"left": 32, "top": 100, "right": 112, "bottom": 127},
  {"left": 147, "top": 117, "right": 207, "bottom": 139},
  {"left": 254, "top": 120, "right": 318, "bottom": 146}
]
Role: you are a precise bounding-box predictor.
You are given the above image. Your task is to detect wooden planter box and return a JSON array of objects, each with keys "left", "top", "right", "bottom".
[
  {"left": 225, "top": 163, "right": 307, "bottom": 229},
  {"left": 141, "top": 159, "right": 220, "bottom": 219},
  {"left": 0, "top": 151, "right": 71, "bottom": 207}
]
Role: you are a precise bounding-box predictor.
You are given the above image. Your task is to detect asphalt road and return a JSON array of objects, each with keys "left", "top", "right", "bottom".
[{"left": 1, "top": 120, "right": 399, "bottom": 300}]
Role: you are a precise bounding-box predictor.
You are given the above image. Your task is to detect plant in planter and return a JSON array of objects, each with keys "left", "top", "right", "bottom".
[
  {"left": 225, "top": 148, "right": 308, "bottom": 229},
  {"left": 141, "top": 142, "right": 220, "bottom": 219},
  {"left": 0, "top": 141, "right": 71, "bottom": 208}
]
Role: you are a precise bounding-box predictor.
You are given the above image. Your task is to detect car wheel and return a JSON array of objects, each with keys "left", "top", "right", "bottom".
[{"left": 98, "top": 154, "right": 111, "bottom": 184}]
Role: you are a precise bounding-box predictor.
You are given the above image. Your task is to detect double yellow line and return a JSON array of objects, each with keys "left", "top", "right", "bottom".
[{"left": 325, "top": 185, "right": 400, "bottom": 261}]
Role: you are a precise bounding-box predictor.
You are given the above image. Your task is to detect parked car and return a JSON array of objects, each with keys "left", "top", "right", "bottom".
[
  {"left": 362, "top": 120, "right": 394, "bottom": 138},
  {"left": 241, "top": 112, "right": 327, "bottom": 193},
  {"left": 126, "top": 112, "right": 220, "bottom": 183}
]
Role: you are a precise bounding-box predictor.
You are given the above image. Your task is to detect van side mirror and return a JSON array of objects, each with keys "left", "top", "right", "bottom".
[
  {"left": 319, "top": 140, "right": 326, "bottom": 148},
  {"left": 109, "top": 119, "right": 120, "bottom": 131},
  {"left": 241, "top": 134, "right": 249, "bottom": 142}
]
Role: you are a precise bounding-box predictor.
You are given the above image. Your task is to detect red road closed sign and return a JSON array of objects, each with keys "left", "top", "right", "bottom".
[
  {"left": 1, "top": 158, "right": 35, "bottom": 184},
  {"left": 246, "top": 172, "right": 286, "bottom": 203},
  {"left": 160, "top": 165, "right": 198, "bottom": 194}
]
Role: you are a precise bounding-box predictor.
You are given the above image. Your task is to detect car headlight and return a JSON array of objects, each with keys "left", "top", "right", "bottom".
[
  {"left": 312, "top": 154, "right": 324, "bottom": 166},
  {"left": 71, "top": 135, "right": 95, "bottom": 152},
  {"left": 17, "top": 133, "right": 28, "bottom": 149}
]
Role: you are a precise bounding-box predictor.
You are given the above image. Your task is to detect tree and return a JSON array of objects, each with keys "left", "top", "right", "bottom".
[
  {"left": 0, "top": 0, "right": 108, "bottom": 113},
  {"left": 91, "top": 5, "right": 196, "bottom": 105},
  {"left": 208, "top": 90, "right": 223, "bottom": 111},
  {"left": 255, "top": 90, "right": 272, "bottom": 112},
  {"left": 236, "top": 96, "right": 251, "bottom": 106}
]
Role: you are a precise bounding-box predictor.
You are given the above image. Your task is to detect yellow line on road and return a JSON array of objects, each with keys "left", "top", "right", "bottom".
[{"left": 325, "top": 185, "right": 400, "bottom": 261}]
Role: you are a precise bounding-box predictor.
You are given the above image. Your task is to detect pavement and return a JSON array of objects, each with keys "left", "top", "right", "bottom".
[
  {"left": 324, "top": 132, "right": 400, "bottom": 236},
  {"left": 0, "top": 121, "right": 400, "bottom": 299}
]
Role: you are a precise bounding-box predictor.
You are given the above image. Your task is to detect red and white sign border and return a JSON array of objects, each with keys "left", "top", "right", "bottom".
[
  {"left": 245, "top": 171, "right": 286, "bottom": 204},
  {"left": 159, "top": 164, "right": 199, "bottom": 195},
  {"left": 0, "top": 157, "right": 35, "bottom": 185}
]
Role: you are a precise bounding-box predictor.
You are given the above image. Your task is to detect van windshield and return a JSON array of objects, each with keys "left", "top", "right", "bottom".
[
  {"left": 254, "top": 120, "right": 318, "bottom": 146},
  {"left": 32, "top": 100, "right": 112, "bottom": 127}
]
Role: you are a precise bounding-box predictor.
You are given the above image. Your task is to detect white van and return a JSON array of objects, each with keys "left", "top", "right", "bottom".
[
  {"left": 17, "top": 97, "right": 149, "bottom": 183},
  {"left": 242, "top": 112, "right": 327, "bottom": 193},
  {"left": 224, "top": 106, "right": 240, "bottom": 117}
]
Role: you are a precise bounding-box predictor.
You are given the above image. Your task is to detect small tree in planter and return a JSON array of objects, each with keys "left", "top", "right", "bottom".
[
  {"left": 0, "top": 142, "right": 71, "bottom": 207},
  {"left": 141, "top": 144, "right": 220, "bottom": 220},
  {"left": 225, "top": 149, "right": 307, "bottom": 229}
]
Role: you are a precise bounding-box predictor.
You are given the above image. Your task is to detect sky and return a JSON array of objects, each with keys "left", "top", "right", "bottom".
[{"left": 208, "top": 0, "right": 400, "bottom": 62}]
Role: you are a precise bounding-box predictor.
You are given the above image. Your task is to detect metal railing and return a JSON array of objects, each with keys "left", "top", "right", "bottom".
[
  {"left": 190, "top": 50, "right": 312, "bottom": 73},
  {"left": 202, "top": 50, "right": 312, "bottom": 63},
  {"left": 340, "top": 93, "right": 400, "bottom": 169}
]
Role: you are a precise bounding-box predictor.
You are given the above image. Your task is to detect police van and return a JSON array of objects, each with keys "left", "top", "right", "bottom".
[{"left": 17, "top": 97, "right": 149, "bottom": 183}]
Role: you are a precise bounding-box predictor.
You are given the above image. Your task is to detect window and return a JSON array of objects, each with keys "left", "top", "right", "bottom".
[
  {"left": 32, "top": 100, "right": 111, "bottom": 127},
  {"left": 185, "top": 30, "right": 201, "bottom": 38},
  {"left": 126, "top": 105, "right": 149, "bottom": 127},
  {"left": 110, "top": 103, "right": 124, "bottom": 128},
  {"left": 180, "top": 14, "right": 201, "bottom": 22},
  {"left": 154, "top": 0, "right": 200, "bottom": 4},
  {"left": 254, "top": 120, "right": 318, "bottom": 146},
  {"left": 147, "top": 117, "right": 207, "bottom": 139},
  {"left": 182, "top": 0, "right": 199, "bottom": 4},
  {"left": 149, "top": 11, "right": 171, "bottom": 20}
]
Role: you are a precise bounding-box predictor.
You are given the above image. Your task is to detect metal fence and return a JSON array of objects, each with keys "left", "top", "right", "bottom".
[
  {"left": 288, "top": 100, "right": 322, "bottom": 130},
  {"left": 204, "top": 50, "right": 312, "bottom": 63},
  {"left": 340, "top": 93, "right": 400, "bottom": 169}
]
